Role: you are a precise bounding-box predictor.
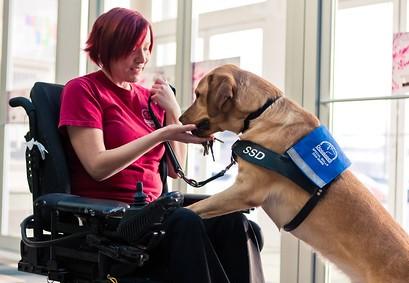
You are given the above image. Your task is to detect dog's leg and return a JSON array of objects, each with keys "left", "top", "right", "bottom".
[{"left": 187, "top": 181, "right": 267, "bottom": 218}]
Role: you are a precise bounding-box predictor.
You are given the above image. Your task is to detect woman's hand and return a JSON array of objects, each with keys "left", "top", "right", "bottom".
[
  {"left": 159, "top": 124, "right": 211, "bottom": 144},
  {"left": 150, "top": 78, "right": 181, "bottom": 117}
]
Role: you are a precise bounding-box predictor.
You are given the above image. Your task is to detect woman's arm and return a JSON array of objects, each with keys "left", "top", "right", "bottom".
[{"left": 67, "top": 124, "right": 207, "bottom": 181}]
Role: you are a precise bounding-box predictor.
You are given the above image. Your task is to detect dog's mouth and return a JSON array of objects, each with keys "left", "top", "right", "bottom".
[
  {"left": 192, "top": 119, "right": 211, "bottom": 137},
  {"left": 190, "top": 118, "right": 223, "bottom": 160}
]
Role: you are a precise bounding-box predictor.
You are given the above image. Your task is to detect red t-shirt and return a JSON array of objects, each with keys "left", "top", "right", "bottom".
[{"left": 59, "top": 70, "right": 165, "bottom": 204}]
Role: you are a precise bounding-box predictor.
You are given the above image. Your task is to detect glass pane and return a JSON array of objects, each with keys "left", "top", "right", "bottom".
[
  {"left": 196, "top": 0, "right": 266, "bottom": 14},
  {"left": 188, "top": 1, "right": 287, "bottom": 282},
  {"left": 156, "top": 42, "right": 176, "bottom": 66},
  {"left": 328, "top": 1, "right": 399, "bottom": 282},
  {"left": 3, "top": 124, "right": 30, "bottom": 236},
  {"left": 328, "top": 265, "right": 351, "bottom": 283},
  {"left": 333, "top": 2, "right": 393, "bottom": 99},
  {"left": 403, "top": 99, "right": 409, "bottom": 232},
  {"left": 104, "top": 0, "right": 131, "bottom": 10},
  {"left": 329, "top": 100, "right": 394, "bottom": 282},
  {"left": 332, "top": 100, "right": 393, "bottom": 209},
  {"left": 125, "top": 1, "right": 178, "bottom": 88},
  {"left": 152, "top": 0, "right": 177, "bottom": 22},
  {"left": 209, "top": 29, "right": 263, "bottom": 75},
  {"left": 11, "top": 0, "right": 57, "bottom": 89},
  {"left": 2, "top": 0, "right": 58, "bottom": 236}
]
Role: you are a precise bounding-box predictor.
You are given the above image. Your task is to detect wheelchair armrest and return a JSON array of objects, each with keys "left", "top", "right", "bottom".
[{"left": 35, "top": 193, "right": 129, "bottom": 217}]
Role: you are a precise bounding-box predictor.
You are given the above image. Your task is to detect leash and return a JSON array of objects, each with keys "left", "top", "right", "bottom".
[{"left": 147, "top": 91, "right": 234, "bottom": 188}]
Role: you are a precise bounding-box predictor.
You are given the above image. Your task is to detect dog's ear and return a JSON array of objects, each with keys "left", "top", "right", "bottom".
[{"left": 207, "top": 78, "right": 234, "bottom": 116}]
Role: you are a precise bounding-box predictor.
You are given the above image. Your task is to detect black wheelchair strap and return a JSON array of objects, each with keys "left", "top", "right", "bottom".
[{"left": 231, "top": 140, "right": 329, "bottom": 231}]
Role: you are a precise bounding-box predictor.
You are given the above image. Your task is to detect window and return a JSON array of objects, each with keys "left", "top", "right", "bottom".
[
  {"left": 2, "top": 0, "right": 57, "bottom": 237},
  {"left": 187, "top": 1, "right": 286, "bottom": 282},
  {"left": 195, "top": 0, "right": 266, "bottom": 14},
  {"left": 321, "top": 1, "right": 409, "bottom": 282}
]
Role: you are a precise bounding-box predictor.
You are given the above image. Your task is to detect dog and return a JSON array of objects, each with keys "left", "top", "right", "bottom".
[{"left": 179, "top": 64, "right": 409, "bottom": 283}]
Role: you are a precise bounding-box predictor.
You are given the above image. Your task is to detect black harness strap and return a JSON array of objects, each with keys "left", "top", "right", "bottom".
[
  {"left": 232, "top": 141, "right": 317, "bottom": 194},
  {"left": 232, "top": 140, "right": 329, "bottom": 231},
  {"left": 282, "top": 185, "right": 328, "bottom": 231}
]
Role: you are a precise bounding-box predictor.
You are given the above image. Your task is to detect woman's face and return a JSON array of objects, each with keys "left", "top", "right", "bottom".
[{"left": 109, "top": 29, "right": 151, "bottom": 85}]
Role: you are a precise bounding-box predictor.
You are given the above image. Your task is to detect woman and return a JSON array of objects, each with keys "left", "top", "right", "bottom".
[{"left": 59, "top": 7, "right": 264, "bottom": 283}]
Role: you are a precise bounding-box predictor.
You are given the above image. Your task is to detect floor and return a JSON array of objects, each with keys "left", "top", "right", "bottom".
[
  {"left": 0, "top": 247, "right": 279, "bottom": 283},
  {"left": 0, "top": 249, "right": 44, "bottom": 283}
]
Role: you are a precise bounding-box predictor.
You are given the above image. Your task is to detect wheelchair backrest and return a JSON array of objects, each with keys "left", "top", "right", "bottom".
[
  {"left": 28, "top": 82, "right": 71, "bottom": 200},
  {"left": 24, "top": 81, "right": 169, "bottom": 202}
]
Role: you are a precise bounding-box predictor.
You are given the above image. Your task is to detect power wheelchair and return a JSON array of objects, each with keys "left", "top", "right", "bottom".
[{"left": 9, "top": 82, "right": 264, "bottom": 283}]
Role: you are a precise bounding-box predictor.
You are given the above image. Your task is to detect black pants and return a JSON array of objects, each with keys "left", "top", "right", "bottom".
[{"left": 130, "top": 208, "right": 264, "bottom": 283}]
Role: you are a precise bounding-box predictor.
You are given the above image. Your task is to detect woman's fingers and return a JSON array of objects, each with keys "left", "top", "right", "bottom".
[
  {"left": 177, "top": 124, "right": 197, "bottom": 132},
  {"left": 150, "top": 81, "right": 174, "bottom": 108},
  {"left": 163, "top": 124, "right": 211, "bottom": 144},
  {"left": 177, "top": 132, "right": 210, "bottom": 144},
  {"left": 153, "top": 77, "right": 167, "bottom": 84}
]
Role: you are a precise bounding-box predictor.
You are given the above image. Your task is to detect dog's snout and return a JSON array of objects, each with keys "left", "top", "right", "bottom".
[
  {"left": 196, "top": 119, "right": 210, "bottom": 131},
  {"left": 191, "top": 119, "right": 210, "bottom": 136}
]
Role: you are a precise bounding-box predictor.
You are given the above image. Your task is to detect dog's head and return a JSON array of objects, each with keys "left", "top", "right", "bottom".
[{"left": 180, "top": 64, "right": 280, "bottom": 137}]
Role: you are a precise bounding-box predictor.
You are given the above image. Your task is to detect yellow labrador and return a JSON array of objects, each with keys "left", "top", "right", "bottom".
[{"left": 179, "top": 64, "right": 409, "bottom": 283}]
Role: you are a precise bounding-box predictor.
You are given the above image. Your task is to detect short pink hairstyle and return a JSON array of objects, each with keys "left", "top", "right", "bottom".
[{"left": 84, "top": 7, "right": 154, "bottom": 73}]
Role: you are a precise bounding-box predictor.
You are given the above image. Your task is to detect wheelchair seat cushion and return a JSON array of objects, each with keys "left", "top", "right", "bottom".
[{"left": 35, "top": 193, "right": 129, "bottom": 217}]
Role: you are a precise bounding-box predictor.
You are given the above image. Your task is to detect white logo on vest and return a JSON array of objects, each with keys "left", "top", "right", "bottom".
[{"left": 312, "top": 141, "right": 338, "bottom": 166}]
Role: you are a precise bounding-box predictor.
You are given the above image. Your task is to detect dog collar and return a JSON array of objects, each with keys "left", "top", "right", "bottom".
[
  {"left": 242, "top": 96, "right": 281, "bottom": 133},
  {"left": 231, "top": 125, "right": 350, "bottom": 231}
]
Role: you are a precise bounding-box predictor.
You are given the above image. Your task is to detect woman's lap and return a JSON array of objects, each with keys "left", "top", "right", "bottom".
[{"left": 116, "top": 207, "right": 256, "bottom": 283}]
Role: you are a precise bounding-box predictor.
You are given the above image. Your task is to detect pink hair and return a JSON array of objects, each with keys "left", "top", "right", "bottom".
[{"left": 84, "top": 7, "right": 154, "bottom": 73}]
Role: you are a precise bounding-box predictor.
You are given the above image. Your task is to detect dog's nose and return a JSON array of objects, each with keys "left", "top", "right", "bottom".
[
  {"left": 192, "top": 119, "right": 210, "bottom": 136},
  {"left": 196, "top": 119, "right": 210, "bottom": 131}
]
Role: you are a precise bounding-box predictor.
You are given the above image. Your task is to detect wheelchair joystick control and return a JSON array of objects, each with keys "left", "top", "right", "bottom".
[{"left": 132, "top": 181, "right": 148, "bottom": 207}]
